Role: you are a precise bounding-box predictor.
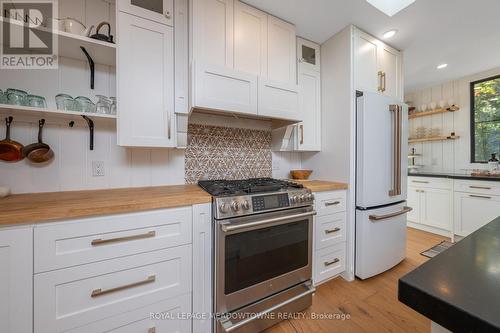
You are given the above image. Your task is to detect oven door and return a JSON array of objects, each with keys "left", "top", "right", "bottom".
[{"left": 215, "top": 206, "right": 315, "bottom": 313}]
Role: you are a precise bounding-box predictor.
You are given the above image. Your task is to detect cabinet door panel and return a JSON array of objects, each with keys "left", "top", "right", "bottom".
[
  {"left": 258, "top": 78, "right": 299, "bottom": 120},
  {"left": 192, "top": 0, "right": 234, "bottom": 68},
  {"left": 378, "top": 45, "right": 401, "bottom": 100},
  {"left": 420, "top": 188, "right": 452, "bottom": 231},
  {"left": 297, "top": 37, "right": 320, "bottom": 72},
  {"left": 455, "top": 192, "right": 500, "bottom": 236},
  {"left": 406, "top": 187, "right": 420, "bottom": 223},
  {"left": 234, "top": 1, "right": 267, "bottom": 77},
  {"left": 354, "top": 32, "right": 378, "bottom": 93},
  {"left": 0, "top": 228, "right": 32, "bottom": 333},
  {"left": 117, "top": 13, "right": 175, "bottom": 147},
  {"left": 297, "top": 68, "right": 321, "bottom": 151},
  {"left": 119, "top": 0, "right": 174, "bottom": 26},
  {"left": 267, "top": 15, "right": 296, "bottom": 84}
]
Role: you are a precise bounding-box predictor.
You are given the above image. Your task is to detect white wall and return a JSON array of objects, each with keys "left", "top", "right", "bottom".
[{"left": 405, "top": 67, "right": 500, "bottom": 173}]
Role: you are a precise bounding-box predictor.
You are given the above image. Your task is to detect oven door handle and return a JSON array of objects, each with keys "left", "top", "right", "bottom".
[
  {"left": 222, "top": 284, "right": 316, "bottom": 332},
  {"left": 221, "top": 211, "right": 317, "bottom": 232}
]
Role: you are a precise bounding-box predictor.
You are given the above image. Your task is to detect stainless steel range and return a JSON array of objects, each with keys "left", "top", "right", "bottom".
[{"left": 198, "top": 178, "right": 316, "bottom": 333}]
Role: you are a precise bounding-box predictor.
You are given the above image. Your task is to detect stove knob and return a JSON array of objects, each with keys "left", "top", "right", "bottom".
[
  {"left": 307, "top": 193, "right": 314, "bottom": 201},
  {"left": 299, "top": 195, "right": 306, "bottom": 202},
  {"left": 241, "top": 200, "right": 250, "bottom": 210},
  {"left": 219, "top": 203, "right": 229, "bottom": 214},
  {"left": 290, "top": 195, "right": 298, "bottom": 204},
  {"left": 231, "top": 201, "right": 240, "bottom": 212}
]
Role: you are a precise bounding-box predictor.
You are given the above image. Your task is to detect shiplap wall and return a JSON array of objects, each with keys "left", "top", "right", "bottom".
[{"left": 405, "top": 67, "right": 500, "bottom": 173}]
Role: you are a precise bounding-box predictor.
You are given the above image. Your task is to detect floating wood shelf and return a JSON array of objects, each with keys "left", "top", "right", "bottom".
[
  {"left": 0, "top": 18, "right": 116, "bottom": 66},
  {"left": 408, "top": 154, "right": 422, "bottom": 158},
  {"left": 408, "top": 106, "right": 460, "bottom": 119},
  {"left": 408, "top": 135, "right": 460, "bottom": 143},
  {"left": 0, "top": 104, "right": 116, "bottom": 122}
]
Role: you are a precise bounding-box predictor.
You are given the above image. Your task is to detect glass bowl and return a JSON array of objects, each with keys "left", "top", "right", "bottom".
[
  {"left": 55, "top": 93, "right": 76, "bottom": 111},
  {"left": 27, "top": 95, "right": 47, "bottom": 108},
  {"left": 75, "top": 96, "right": 96, "bottom": 113},
  {"left": 6, "top": 88, "right": 28, "bottom": 106},
  {"left": 95, "top": 95, "right": 112, "bottom": 114}
]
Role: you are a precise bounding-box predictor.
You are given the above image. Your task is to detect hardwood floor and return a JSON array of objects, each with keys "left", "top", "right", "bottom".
[{"left": 265, "top": 227, "right": 447, "bottom": 333}]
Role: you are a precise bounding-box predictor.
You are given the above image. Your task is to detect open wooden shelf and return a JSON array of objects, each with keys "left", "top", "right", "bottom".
[
  {"left": 0, "top": 18, "right": 116, "bottom": 66},
  {"left": 408, "top": 106, "right": 460, "bottom": 119},
  {"left": 408, "top": 135, "right": 460, "bottom": 144},
  {"left": 0, "top": 104, "right": 116, "bottom": 122}
]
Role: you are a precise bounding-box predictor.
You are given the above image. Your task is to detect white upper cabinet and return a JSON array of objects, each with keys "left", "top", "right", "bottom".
[
  {"left": 117, "top": 12, "right": 175, "bottom": 147},
  {"left": 118, "top": 0, "right": 174, "bottom": 26},
  {"left": 192, "top": 0, "right": 234, "bottom": 68},
  {"left": 190, "top": 0, "right": 299, "bottom": 120},
  {"left": 298, "top": 38, "right": 320, "bottom": 72},
  {"left": 353, "top": 28, "right": 403, "bottom": 101},
  {"left": 234, "top": 1, "right": 268, "bottom": 77},
  {"left": 0, "top": 228, "right": 33, "bottom": 333},
  {"left": 267, "top": 15, "right": 297, "bottom": 85},
  {"left": 297, "top": 67, "right": 321, "bottom": 151}
]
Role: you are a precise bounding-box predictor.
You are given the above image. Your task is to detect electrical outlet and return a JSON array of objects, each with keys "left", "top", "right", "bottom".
[
  {"left": 92, "top": 161, "right": 105, "bottom": 177},
  {"left": 272, "top": 159, "right": 280, "bottom": 171}
]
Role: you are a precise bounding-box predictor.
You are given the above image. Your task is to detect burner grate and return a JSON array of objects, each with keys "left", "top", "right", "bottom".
[{"left": 198, "top": 178, "right": 303, "bottom": 196}]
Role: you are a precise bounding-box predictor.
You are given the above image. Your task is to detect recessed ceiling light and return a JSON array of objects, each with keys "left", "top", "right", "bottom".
[
  {"left": 366, "top": 0, "right": 416, "bottom": 16},
  {"left": 383, "top": 29, "right": 398, "bottom": 39},
  {"left": 437, "top": 63, "right": 448, "bottom": 69}
]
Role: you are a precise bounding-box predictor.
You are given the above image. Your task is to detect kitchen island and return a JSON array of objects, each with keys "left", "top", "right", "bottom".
[{"left": 398, "top": 216, "right": 500, "bottom": 333}]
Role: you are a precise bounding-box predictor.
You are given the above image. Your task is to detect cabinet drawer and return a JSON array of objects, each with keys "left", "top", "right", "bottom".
[
  {"left": 315, "top": 212, "right": 346, "bottom": 250},
  {"left": 35, "top": 245, "right": 192, "bottom": 333},
  {"left": 454, "top": 179, "right": 500, "bottom": 196},
  {"left": 65, "top": 294, "right": 191, "bottom": 333},
  {"left": 35, "top": 207, "right": 192, "bottom": 273},
  {"left": 314, "top": 190, "right": 347, "bottom": 216},
  {"left": 313, "top": 243, "right": 346, "bottom": 285},
  {"left": 408, "top": 176, "right": 452, "bottom": 190}
]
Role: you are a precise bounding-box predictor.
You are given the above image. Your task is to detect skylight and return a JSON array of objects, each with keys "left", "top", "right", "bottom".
[{"left": 366, "top": 0, "right": 416, "bottom": 16}]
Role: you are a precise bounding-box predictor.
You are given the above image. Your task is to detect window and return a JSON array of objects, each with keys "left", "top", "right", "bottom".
[{"left": 470, "top": 75, "right": 500, "bottom": 163}]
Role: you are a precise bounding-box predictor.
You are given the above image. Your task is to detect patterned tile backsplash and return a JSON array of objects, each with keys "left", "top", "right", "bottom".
[{"left": 185, "top": 124, "right": 272, "bottom": 183}]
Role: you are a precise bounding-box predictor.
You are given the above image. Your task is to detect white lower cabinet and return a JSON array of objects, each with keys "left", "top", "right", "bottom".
[
  {"left": 312, "top": 190, "right": 347, "bottom": 286},
  {"left": 406, "top": 177, "right": 452, "bottom": 235},
  {"left": 0, "top": 228, "right": 33, "bottom": 333},
  {"left": 454, "top": 191, "right": 500, "bottom": 237}
]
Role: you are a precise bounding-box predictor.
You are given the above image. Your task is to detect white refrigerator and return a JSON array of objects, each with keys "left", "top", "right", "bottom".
[{"left": 355, "top": 91, "right": 411, "bottom": 280}]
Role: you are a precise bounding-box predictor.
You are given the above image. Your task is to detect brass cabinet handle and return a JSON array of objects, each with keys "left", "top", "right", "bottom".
[
  {"left": 325, "top": 227, "right": 341, "bottom": 234},
  {"left": 412, "top": 180, "right": 429, "bottom": 184},
  {"left": 416, "top": 189, "right": 425, "bottom": 193},
  {"left": 324, "top": 258, "right": 340, "bottom": 266},
  {"left": 369, "top": 206, "right": 413, "bottom": 221},
  {"left": 469, "top": 195, "right": 492, "bottom": 199},
  {"left": 91, "top": 275, "right": 156, "bottom": 298},
  {"left": 300, "top": 124, "right": 304, "bottom": 145},
  {"left": 324, "top": 201, "right": 340, "bottom": 207},
  {"left": 378, "top": 71, "right": 383, "bottom": 92},
  {"left": 91, "top": 231, "right": 156, "bottom": 246},
  {"left": 469, "top": 186, "right": 492, "bottom": 190},
  {"left": 382, "top": 71, "right": 386, "bottom": 92},
  {"left": 165, "top": 10, "right": 171, "bottom": 19},
  {"left": 167, "top": 112, "right": 171, "bottom": 139},
  {"left": 148, "top": 328, "right": 156, "bottom": 333}
]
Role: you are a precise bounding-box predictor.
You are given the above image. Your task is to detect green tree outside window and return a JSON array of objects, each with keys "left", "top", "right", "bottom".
[{"left": 471, "top": 75, "right": 500, "bottom": 163}]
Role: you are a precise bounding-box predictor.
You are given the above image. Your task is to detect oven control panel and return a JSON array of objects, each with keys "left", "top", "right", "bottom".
[{"left": 214, "top": 189, "right": 314, "bottom": 219}]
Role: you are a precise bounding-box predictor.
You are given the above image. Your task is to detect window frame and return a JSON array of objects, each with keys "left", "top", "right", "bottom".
[{"left": 469, "top": 74, "right": 500, "bottom": 163}]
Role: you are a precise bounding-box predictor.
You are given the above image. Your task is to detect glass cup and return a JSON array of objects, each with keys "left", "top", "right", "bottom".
[
  {"left": 75, "top": 96, "right": 96, "bottom": 113},
  {"left": 109, "top": 97, "right": 116, "bottom": 115},
  {"left": 95, "top": 95, "right": 111, "bottom": 114},
  {"left": 6, "top": 88, "right": 28, "bottom": 106},
  {"left": 27, "top": 95, "right": 47, "bottom": 108},
  {"left": 0, "top": 89, "right": 4, "bottom": 104},
  {"left": 55, "top": 93, "right": 76, "bottom": 111}
]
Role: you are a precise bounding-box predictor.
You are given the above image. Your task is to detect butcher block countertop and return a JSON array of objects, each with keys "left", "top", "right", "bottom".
[
  {"left": 293, "top": 180, "right": 349, "bottom": 192},
  {"left": 0, "top": 185, "right": 212, "bottom": 226}
]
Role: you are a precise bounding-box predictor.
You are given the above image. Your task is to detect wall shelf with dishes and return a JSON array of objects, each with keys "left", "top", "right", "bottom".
[
  {"left": 0, "top": 104, "right": 116, "bottom": 122},
  {"left": 408, "top": 105, "right": 460, "bottom": 119},
  {"left": 408, "top": 134, "right": 460, "bottom": 144}
]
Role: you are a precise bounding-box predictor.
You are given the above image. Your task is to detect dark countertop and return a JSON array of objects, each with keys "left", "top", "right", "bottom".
[
  {"left": 398, "top": 217, "right": 500, "bottom": 333},
  {"left": 408, "top": 171, "right": 500, "bottom": 182}
]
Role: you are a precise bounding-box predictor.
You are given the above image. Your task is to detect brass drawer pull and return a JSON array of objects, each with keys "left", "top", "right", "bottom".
[
  {"left": 325, "top": 227, "right": 341, "bottom": 234},
  {"left": 324, "top": 201, "right": 340, "bottom": 207},
  {"left": 412, "top": 180, "right": 429, "bottom": 184},
  {"left": 91, "top": 231, "right": 156, "bottom": 246},
  {"left": 324, "top": 258, "right": 340, "bottom": 266},
  {"left": 469, "top": 195, "right": 492, "bottom": 199},
  {"left": 469, "top": 186, "right": 492, "bottom": 190},
  {"left": 91, "top": 275, "right": 156, "bottom": 298},
  {"left": 148, "top": 327, "right": 156, "bottom": 333}
]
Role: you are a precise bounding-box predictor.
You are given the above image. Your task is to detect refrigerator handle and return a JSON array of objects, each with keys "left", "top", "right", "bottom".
[
  {"left": 388, "top": 104, "right": 403, "bottom": 197},
  {"left": 369, "top": 206, "right": 413, "bottom": 222}
]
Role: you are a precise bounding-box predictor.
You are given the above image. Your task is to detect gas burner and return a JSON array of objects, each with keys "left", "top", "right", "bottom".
[{"left": 198, "top": 178, "right": 303, "bottom": 196}]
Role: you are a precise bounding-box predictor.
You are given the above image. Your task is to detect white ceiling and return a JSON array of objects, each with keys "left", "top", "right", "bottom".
[{"left": 244, "top": 0, "right": 500, "bottom": 92}]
